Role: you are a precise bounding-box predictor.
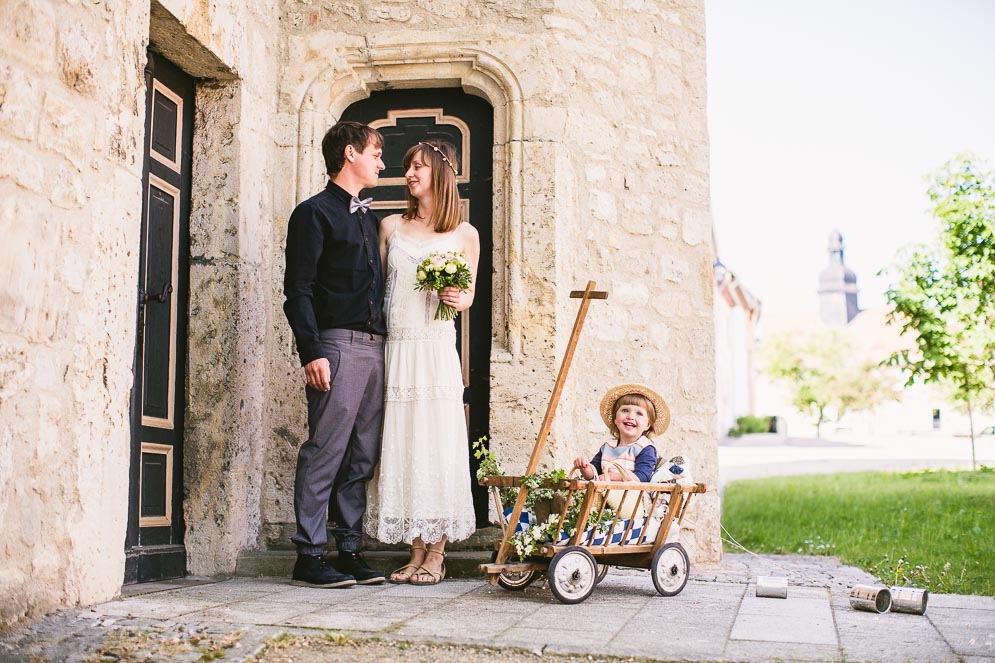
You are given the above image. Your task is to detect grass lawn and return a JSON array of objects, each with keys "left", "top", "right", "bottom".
[{"left": 720, "top": 467, "right": 995, "bottom": 596}]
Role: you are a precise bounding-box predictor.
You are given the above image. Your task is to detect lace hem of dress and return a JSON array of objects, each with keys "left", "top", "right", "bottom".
[
  {"left": 364, "top": 513, "right": 478, "bottom": 545},
  {"left": 385, "top": 384, "right": 464, "bottom": 402},
  {"left": 388, "top": 326, "right": 456, "bottom": 341}
]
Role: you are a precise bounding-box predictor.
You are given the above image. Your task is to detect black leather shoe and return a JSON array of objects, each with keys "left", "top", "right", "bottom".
[
  {"left": 332, "top": 551, "right": 386, "bottom": 585},
  {"left": 291, "top": 554, "right": 356, "bottom": 588}
]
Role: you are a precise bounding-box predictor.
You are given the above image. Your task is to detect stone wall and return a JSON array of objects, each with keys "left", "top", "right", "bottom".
[
  {"left": 0, "top": 0, "right": 150, "bottom": 628},
  {"left": 0, "top": 0, "right": 281, "bottom": 629},
  {"left": 152, "top": 0, "right": 281, "bottom": 579},
  {"left": 266, "top": 0, "right": 720, "bottom": 561},
  {"left": 0, "top": 0, "right": 717, "bottom": 630}
]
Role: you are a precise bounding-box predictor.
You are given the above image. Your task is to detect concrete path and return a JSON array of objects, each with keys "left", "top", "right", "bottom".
[
  {"left": 719, "top": 432, "right": 995, "bottom": 486},
  {"left": 3, "top": 554, "right": 993, "bottom": 662}
]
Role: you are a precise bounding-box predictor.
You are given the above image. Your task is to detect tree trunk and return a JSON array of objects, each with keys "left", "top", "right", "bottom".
[{"left": 967, "top": 397, "right": 977, "bottom": 472}]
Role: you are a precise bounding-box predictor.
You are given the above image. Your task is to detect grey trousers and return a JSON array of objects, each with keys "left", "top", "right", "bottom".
[{"left": 292, "top": 329, "right": 384, "bottom": 555}]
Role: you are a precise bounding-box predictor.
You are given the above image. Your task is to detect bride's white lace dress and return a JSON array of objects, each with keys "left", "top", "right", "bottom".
[{"left": 364, "top": 227, "right": 476, "bottom": 544}]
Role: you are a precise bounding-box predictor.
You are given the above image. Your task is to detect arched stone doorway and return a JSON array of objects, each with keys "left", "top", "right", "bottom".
[{"left": 342, "top": 88, "right": 494, "bottom": 523}]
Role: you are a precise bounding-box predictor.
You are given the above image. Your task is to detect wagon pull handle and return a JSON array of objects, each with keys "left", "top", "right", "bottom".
[{"left": 494, "top": 280, "right": 608, "bottom": 569}]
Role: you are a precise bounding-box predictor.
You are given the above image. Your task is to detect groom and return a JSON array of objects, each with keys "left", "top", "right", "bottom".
[{"left": 283, "top": 120, "right": 387, "bottom": 587}]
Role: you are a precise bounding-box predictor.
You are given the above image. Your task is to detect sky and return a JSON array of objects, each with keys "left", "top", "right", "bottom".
[{"left": 706, "top": 0, "right": 995, "bottom": 316}]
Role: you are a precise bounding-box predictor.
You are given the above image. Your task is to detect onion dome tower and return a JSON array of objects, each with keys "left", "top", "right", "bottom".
[{"left": 818, "top": 229, "right": 859, "bottom": 325}]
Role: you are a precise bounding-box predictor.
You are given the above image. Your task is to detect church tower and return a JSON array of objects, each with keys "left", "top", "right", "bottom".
[{"left": 818, "top": 229, "right": 859, "bottom": 325}]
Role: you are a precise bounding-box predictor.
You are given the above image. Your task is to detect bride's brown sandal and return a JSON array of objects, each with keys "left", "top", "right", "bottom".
[
  {"left": 410, "top": 548, "right": 447, "bottom": 586},
  {"left": 389, "top": 544, "right": 426, "bottom": 584}
]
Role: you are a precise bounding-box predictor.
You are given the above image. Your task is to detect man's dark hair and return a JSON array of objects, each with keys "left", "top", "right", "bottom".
[{"left": 321, "top": 121, "right": 383, "bottom": 177}]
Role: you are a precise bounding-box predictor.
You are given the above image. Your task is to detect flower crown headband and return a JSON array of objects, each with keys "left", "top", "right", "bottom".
[{"left": 418, "top": 141, "right": 459, "bottom": 176}]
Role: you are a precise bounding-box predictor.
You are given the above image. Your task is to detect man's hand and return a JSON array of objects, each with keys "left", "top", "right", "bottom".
[{"left": 304, "top": 357, "right": 331, "bottom": 392}]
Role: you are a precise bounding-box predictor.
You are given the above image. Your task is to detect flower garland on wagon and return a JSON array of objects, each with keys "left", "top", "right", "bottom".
[
  {"left": 414, "top": 250, "right": 473, "bottom": 321},
  {"left": 473, "top": 438, "right": 617, "bottom": 560}
]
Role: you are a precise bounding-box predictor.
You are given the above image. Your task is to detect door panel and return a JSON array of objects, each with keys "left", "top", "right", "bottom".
[
  {"left": 141, "top": 176, "right": 179, "bottom": 428},
  {"left": 342, "top": 89, "right": 494, "bottom": 525},
  {"left": 125, "top": 51, "right": 193, "bottom": 584}
]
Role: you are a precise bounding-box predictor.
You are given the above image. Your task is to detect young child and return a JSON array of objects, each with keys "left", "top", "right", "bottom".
[{"left": 572, "top": 384, "right": 669, "bottom": 483}]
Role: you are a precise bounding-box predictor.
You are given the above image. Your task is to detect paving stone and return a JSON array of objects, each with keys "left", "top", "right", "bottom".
[
  {"left": 396, "top": 610, "right": 526, "bottom": 640},
  {"left": 929, "top": 593, "right": 995, "bottom": 610},
  {"left": 926, "top": 606, "right": 995, "bottom": 658},
  {"left": 495, "top": 627, "right": 607, "bottom": 649},
  {"left": 87, "top": 597, "right": 230, "bottom": 619},
  {"left": 723, "top": 640, "right": 842, "bottom": 662},
  {"left": 286, "top": 610, "right": 407, "bottom": 631},
  {"left": 738, "top": 592, "right": 829, "bottom": 617},
  {"left": 521, "top": 602, "right": 641, "bottom": 634},
  {"left": 264, "top": 583, "right": 390, "bottom": 605},
  {"left": 4, "top": 559, "right": 995, "bottom": 663},
  {"left": 836, "top": 606, "right": 954, "bottom": 662},
  {"left": 185, "top": 598, "right": 315, "bottom": 625},
  {"left": 730, "top": 610, "right": 837, "bottom": 646},
  {"left": 378, "top": 579, "right": 480, "bottom": 599}
]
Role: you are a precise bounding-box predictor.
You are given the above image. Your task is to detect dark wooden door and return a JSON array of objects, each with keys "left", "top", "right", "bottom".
[
  {"left": 342, "top": 89, "right": 493, "bottom": 525},
  {"left": 125, "top": 51, "right": 193, "bottom": 583}
]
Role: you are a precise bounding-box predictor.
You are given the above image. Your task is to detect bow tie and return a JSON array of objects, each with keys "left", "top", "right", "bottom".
[{"left": 349, "top": 196, "right": 373, "bottom": 214}]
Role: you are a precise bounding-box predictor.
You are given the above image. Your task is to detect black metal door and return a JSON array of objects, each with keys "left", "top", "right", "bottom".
[
  {"left": 125, "top": 51, "right": 193, "bottom": 583},
  {"left": 342, "top": 89, "right": 493, "bottom": 525}
]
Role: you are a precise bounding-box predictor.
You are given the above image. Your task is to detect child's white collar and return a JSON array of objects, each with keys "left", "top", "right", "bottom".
[{"left": 616, "top": 434, "right": 652, "bottom": 448}]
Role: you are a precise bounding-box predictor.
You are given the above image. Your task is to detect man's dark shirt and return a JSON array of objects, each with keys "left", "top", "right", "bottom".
[{"left": 284, "top": 181, "right": 386, "bottom": 366}]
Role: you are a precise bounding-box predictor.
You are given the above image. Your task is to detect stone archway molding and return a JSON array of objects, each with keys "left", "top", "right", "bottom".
[{"left": 295, "top": 45, "right": 524, "bottom": 360}]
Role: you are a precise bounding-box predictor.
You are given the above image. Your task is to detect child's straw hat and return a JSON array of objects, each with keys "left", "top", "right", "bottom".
[{"left": 600, "top": 384, "right": 671, "bottom": 436}]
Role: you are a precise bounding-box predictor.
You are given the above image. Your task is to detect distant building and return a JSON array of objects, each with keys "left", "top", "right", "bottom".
[
  {"left": 818, "top": 229, "right": 860, "bottom": 325},
  {"left": 714, "top": 256, "right": 761, "bottom": 436},
  {"left": 757, "top": 230, "right": 991, "bottom": 437}
]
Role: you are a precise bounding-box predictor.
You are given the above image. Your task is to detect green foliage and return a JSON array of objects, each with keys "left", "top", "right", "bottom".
[
  {"left": 509, "top": 468, "right": 618, "bottom": 560},
  {"left": 721, "top": 469, "right": 995, "bottom": 595},
  {"left": 472, "top": 436, "right": 516, "bottom": 507},
  {"left": 472, "top": 436, "right": 500, "bottom": 480},
  {"left": 727, "top": 415, "right": 772, "bottom": 437},
  {"left": 882, "top": 154, "right": 995, "bottom": 468},
  {"left": 476, "top": 437, "right": 627, "bottom": 560},
  {"left": 322, "top": 632, "right": 352, "bottom": 645},
  {"left": 761, "top": 330, "right": 896, "bottom": 436}
]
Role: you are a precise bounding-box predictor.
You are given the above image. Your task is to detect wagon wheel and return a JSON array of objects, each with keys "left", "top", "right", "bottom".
[
  {"left": 651, "top": 542, "right": 690, "bottom": 597},
  {"left": 595, "top": 564, "right": 609, "bottom": 585},
  {"left": 489, "top": 551, "right": 537, "bottom": 591},
  {"left": 548, "top": 546, "right": 598, "bottom": 604}
]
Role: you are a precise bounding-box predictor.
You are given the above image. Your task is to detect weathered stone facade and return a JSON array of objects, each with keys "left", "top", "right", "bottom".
[{"left": 0, "top": 0, "right": 717, "bottom": 629}]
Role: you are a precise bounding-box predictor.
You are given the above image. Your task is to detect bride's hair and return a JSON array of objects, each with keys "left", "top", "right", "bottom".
[{"left": 402, "top": 140, "right": 462, "bottom": 233}]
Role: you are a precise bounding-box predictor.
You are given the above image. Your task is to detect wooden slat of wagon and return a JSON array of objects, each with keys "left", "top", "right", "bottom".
[
  {"left": 480, "top": 562, "right": 548, "bottom": 574},
  {"left": 492, "top": 281, "right": 607, "bottom": 573}
]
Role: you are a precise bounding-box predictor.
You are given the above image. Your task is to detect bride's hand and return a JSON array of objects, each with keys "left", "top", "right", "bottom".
[{"left": 439, "top": 286, "right": 472, "bottom": 311}]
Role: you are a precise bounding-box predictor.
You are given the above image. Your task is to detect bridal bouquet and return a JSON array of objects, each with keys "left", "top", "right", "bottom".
[{"left": 414, "top": 250, "right": 473, "bottom": 321}]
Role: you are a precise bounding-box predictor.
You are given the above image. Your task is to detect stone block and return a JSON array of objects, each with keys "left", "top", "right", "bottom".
[
  {"left": 0, "top": 140, "right": 45, "bottom": 193},
  {"left": 51, "top": 164, "right": 88, "bottom": 209},
  {"left": 0, "top": 0, "right": 56, "bottom": 73},
  {"left": 57, "top": 20, "right": 99, "bottom": 95},
  {"left": 38, "top": 92, "right": 94, "bottom": 170},
  {"left": 0, "top": 65, "right": 41, "bottom": 141}
]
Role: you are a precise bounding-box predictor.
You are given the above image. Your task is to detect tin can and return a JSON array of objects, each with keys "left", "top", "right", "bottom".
[
  {"left": 756, "top": 575, "right": 788, "bottom": 599},
  {"left": 849, "top": 584, "right": 892, "bottom": 613},
  {"left": 890, "top": 586, "right": 928, "bottom": 615}
]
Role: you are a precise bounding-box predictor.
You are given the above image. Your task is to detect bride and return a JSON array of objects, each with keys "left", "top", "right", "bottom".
[{"left": 365, "top": 139, "right": 479, "bottom": 584}]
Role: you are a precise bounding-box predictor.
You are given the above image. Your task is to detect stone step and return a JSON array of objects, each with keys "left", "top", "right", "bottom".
[{"left": 236, "top": 549, "right": 500, "bottom": 580}]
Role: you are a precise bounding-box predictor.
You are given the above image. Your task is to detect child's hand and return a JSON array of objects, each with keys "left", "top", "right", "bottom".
[{"left": 572, "top": 457, "right": 595, "bottom": 479}]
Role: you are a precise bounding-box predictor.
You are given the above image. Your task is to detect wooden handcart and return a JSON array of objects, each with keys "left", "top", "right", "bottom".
[{"left": 478, "top": 281, "right": 707, "bottom": 604}]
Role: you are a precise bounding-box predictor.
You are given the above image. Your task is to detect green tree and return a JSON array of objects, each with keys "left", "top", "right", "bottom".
[
  {"left": 883, "top": 155, "right": 995, "bottom": 470},
  {"left": 762, "top": 330, "right": 896, "bottom": 437}
]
